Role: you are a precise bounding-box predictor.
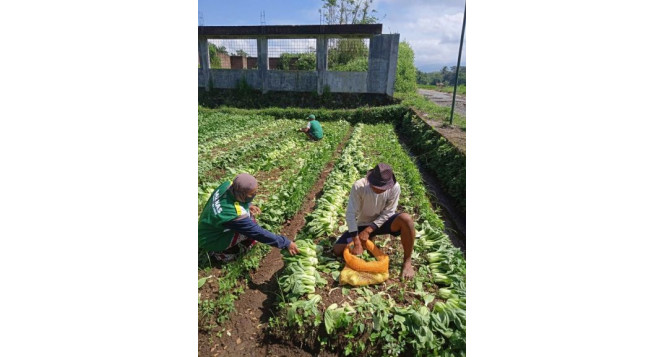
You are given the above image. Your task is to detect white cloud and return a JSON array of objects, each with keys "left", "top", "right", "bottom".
[{"left": 377, "top": 0, "right": 466, "bottom": 71}]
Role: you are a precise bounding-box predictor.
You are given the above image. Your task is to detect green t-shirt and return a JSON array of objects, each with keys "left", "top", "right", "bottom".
[
  {"left": 198, "top": 181, "right": 251, "bottom": 251},
  {"left": 308, "top": 120, "right": 324, "bottom": 139}
]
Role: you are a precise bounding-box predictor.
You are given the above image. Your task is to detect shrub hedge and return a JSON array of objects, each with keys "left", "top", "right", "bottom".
[
  {"left": 395, "top": 110, "right": 466, "bottom": 213},
  {"left": 202, "top": 104, "right": 409, "bottom": 125}
]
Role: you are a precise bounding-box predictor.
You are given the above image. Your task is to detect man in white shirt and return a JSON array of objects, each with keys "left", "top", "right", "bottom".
[{"left": 333, "top": 163, "right": 416, "bottom": 279}]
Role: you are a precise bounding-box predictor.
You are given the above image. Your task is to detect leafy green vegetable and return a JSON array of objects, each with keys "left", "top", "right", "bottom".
[
  {"left": 324, "top": 303, "right": 355, "bottom": 335},
  {"left": 198, "top": 276, "right": 209, "bottom": 289}
]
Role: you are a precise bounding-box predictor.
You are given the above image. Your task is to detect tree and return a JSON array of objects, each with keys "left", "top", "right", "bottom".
[
  {"left": 234, "top": 49, "right": 248, "bottom": 57},
  {"left": 394, "top": 42, "right": 417, "bottom": 93},
  {"left": 208, "top": 43, "right": 222, "bottom": 68},
  {"left": 320, "top": 0, "right": 380, "bottom": 25},
  {"left": 215, "top": 45, "right": 228, "bottom": 55},
  {"left": 442, "top": 66, "right": 465, "bottom": 86},
  {"left": 278, "top": 53, "right": 316, "bottom": 71},
  {"left": 328, "top": 38, "right": 369, "bottom": 70}
]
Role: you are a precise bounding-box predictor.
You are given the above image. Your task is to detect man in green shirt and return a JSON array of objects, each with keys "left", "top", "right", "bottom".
[
  {"left": 300, "top": 114, "right": 323, "bottom": 141},
  {"left": 199, "top": 173, "right": 299, "bottom": 262}
]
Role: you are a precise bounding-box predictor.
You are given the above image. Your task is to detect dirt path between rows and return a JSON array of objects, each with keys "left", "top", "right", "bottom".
[{"left": 199, "top": 128, "right": 353, "bottom": 357}]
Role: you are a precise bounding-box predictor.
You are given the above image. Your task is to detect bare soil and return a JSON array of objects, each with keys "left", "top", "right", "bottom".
[{"left": 198, "top": 127, "right": 353, "bottom": 357}]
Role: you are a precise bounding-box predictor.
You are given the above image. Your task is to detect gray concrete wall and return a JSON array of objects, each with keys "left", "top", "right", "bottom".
[
  {"left": 324, "top": 72, "right": 367, "bottom": 93},
  {"left": 198, "top": 33, "right": 399, "bottom": 95},
  {"left": 266, "top": 71, "right": 317, "bottom": 92},
  {"left": 208, "top": 69, "right": 260, "bottom": 89}
]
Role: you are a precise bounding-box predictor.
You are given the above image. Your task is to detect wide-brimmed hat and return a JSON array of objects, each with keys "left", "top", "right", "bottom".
[{"left": 366, "top": 163, "right": 396, "bottom": 190}]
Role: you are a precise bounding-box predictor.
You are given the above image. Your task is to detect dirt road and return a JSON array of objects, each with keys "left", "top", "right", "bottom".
[{"left": 417, "top": 88, "right": 466, "bottom": 116}]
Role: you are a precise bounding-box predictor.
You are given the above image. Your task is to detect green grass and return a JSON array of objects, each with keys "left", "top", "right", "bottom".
[
  {"left": 394, "top": 91, "right": 466, "bottom": 130},
  {"left": 417, "top": 84, "right": 466, "bottom": 95}
]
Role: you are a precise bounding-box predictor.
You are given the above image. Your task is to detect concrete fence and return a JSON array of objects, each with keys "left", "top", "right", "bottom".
[{"left": 198, "top": 25, "right": 399, "bottom": 95}]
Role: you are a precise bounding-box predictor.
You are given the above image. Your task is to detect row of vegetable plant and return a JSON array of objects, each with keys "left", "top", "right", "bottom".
[
  {"left": 198, "top": 119, "right": 351, "bottom": 331},
  {"left": 357, "top": 123, "right": 466, "bottom": 355},
  {"left": 198, "top": 118, "right": 283, "bottom": 161},
  {"left": 198, "top": 110, "right": 268, "bottom": 144},
  {"left": 198, "top": 119, "right": 304, "bottom": 183},
  {"left": 267, "top": 122, "right": 466, "bottom": 356},
  {"left": 394, "top": 110, "right": 466, "bottom": 213},
  {"left": 198, "top": 129, "right": 313, "bottom": 213},
  {"left": 269, "top": 125, "right": 368, "bottom": 347}
]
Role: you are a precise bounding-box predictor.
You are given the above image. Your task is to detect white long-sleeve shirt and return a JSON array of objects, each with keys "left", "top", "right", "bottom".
[{"left": 345, "top": 177, "right": 401, "bottom": 233}]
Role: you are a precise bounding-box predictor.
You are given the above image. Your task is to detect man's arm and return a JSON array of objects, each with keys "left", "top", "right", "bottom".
[
  {"left": 345, "top": 185, "right": 364, "bottom": 254},
  {"left": 345, "top": 185, "right": 361, "bottom": 236},
  {"left": 223, "top": 217, "right": 292, "bottom": 249},
  {"left": 301, "top": 122, "right": 311, "bottom": 132}
]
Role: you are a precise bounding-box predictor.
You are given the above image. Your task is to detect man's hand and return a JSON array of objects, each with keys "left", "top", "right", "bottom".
[
  {"left": 249, "top": 205, "right": 261, "bottom": 216},
  {"left": 287, "top": 241, "right": 299, "bottom": 255},
  {"left": 350, "top": 236, "right": 364, "bottom": 255},
  {"left": 358, "top": 227, "right": 373, "bottom": 242}
]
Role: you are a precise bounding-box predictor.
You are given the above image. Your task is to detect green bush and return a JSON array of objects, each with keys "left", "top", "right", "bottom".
[
  {"left": 329, "top": 56, "right": 368, "bottom": 71},
  {"left": 279, "top": 52, "right": 316, "bottom": 71},
  {"left": 328, "top": 38, "right": 369, "bottom": 70},
  {"left": 208, "top": 43, "right": 222, "bottom": 69},
  {"left": 394, "top": 42, "right": 417, "bottom": 93},
  {"left": 210, "top": 104, "right": 409, "bottom": 125}
]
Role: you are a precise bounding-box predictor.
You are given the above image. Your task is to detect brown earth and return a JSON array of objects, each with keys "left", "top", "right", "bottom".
[{"left": 198, "top": 127, "right": 353, "bottom": 357}]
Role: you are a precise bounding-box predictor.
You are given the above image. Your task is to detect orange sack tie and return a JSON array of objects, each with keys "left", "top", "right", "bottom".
[
  {"left": 343, "top": 239, "right": 389, "bottom": 273},
  {"left": 340, "top": 240, "right": 390, "bottom": 286}
]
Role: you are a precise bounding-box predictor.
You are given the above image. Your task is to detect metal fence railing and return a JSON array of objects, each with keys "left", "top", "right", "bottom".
[
  {"left": 207, "top": 39, "right": 258, "bottom": 69},
  {"left": 267, "top": 38, "right": 317, "bottom": 71},
  {"left": 199, "top": 37, "right": 373, "bottom": 72},
  {"left": 327, "top": 38, "right": 369, "bottom": 71}
]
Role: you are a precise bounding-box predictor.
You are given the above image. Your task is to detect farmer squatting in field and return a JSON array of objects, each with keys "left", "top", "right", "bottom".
[
  {"left": 198, "top": 173, "right": 299, "bottom": 262},
  {"left": 333, "top": 163, "right": 416, "bottom": 279},
  {"left": 299, "top": 114, "right": 324, "bottom": 141}
]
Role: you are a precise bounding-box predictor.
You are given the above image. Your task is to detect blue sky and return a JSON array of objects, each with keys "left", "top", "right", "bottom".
[{"left": 198, "top": 0, "right": 466, "bottom": 72}]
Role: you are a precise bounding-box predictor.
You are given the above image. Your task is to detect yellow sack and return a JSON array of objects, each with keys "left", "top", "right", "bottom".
[
  {"left": 339, "top": 266, "right": 389, "bottom": 286},
  {"left": 339, "top": 240, "right": 389, "bottom": 286}
]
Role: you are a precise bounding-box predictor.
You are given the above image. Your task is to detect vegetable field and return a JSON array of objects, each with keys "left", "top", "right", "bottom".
[{"left": 198, "top": 109, "right": 466, "bottom": 356}]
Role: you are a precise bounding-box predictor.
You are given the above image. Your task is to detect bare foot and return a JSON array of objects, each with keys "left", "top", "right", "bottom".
[{"left": 401, "top": 260, "right": 415, "bottom": 279}]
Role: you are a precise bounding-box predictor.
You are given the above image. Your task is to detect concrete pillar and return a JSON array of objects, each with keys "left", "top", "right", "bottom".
[
  {"left": 257, "top": 37, "right": 268, "bottom": 93},
  {"left": 198, "top": 37, "right": 211, "bottom": 91},
  {"left": 367, "top": 34, "right": 400, "bottom": 95},
  {"left": 385, "top": 34, "right": 400, "bottom": 96},
  {"left": 316, "top": 36, "right": 328, "bottom": 95}
]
